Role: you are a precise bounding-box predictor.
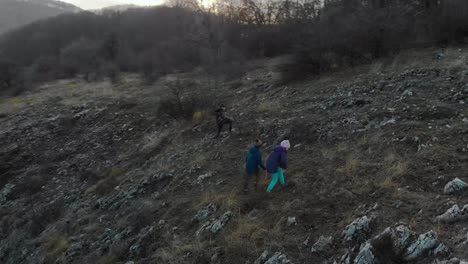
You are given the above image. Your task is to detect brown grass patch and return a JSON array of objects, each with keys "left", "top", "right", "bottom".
[
  {"left": 196, "top": 192, "right": 240, "bottom": 211},
  {"left": 45, "top": 234, "right": 69, "bottom": 264},
  {"left": 345, "top": 157, "right": 359, "bottom": 177}
]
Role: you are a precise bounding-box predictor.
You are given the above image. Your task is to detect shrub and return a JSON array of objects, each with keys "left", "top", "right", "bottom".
[{"left": 158, "top": 80, "right": 213, "bottom": 120}]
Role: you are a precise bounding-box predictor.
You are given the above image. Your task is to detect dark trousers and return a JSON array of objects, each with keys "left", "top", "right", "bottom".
[
  {"left": 244, "top": 171, "right": 260, "bottom": 192},
  {"left": 216, "top": 118, "right": 233, "bottom": 137}
]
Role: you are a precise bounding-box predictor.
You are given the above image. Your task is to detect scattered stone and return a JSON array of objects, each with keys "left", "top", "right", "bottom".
[
  {"left": 354, "top": 242, "right": 376, "bottom": 264},
  {"left": 196, "top": 211, "right": 233, "bottom": 236},
  {"left": 287, "top": 217, "right": 297, "bottom": 226},
  {"left": 404, "top": 231, "right": 438, "bottom": 261},
  {"left": 343, "top": 216, "right": 372, "bottom": 242},
  {"left": 435, "top": 204, "right": 468, "bottom": 224},
  {"left": 444, "top": 178, "right": 468, "bottom": 194},
  {"left": 311, "top": 236, "right": 333, "bottom": 253},
  {"left": 192, "top": 204, "right": 217, "bottom": 223}
]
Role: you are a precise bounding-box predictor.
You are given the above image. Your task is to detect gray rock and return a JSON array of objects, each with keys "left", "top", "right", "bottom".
[
  {"left": 264, "top": 252, "right": 290, "bottom": 264},
  {"left": 196, "top": 211, "right": 233, "bottom": 236},
  {"left": 444, "top": 178, "right": 468, "bottom": 194},
  {"left": 195, "top": 172, "right": 213, "bottom": 185},
  {"left": 433, "top": 258, "right": 461, "bottom": 264},
  {"left": 343, "top": 216, "right": 372, "bottom": 242},
  {"left": 125, "top": 262, "right": 135, "bottom": 264},
  {"left": 0, "top": 184, "right": 15, "bottom": 203},
  {"left": 129, "top": 243, "right": 142, "bottom": 258},
  {"left": 431, "top": 243, "right": 449, "bottom": 257},
  {"left": 311, "top": 236, "right": 333, "bottom": 253},
  {"left": 254, "top": 250, "right": 270, "bottom": 264},
  {"left": 404, "top": 231, "right": 438, "bottom": 261},
  {"left": 354, "top": 242, "right": 376, "bottom": 264},
  {"left": 435, "top": 204, "right": 468, "bottom": 224},
  {"left": 192, "top": 203, "right": 217, "bottom": 223},
  {"left": 371, "top": 225, "right": 414, "bottom": 255},
  {"left": 287, "top": 217, "right": 297, "bottom": 226}
]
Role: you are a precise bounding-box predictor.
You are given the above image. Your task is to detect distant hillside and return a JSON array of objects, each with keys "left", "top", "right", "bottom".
[{"left": 0, "top": 0, "right": 81, "bottom": 34}]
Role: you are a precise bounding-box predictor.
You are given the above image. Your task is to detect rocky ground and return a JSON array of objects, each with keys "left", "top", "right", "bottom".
[{"left": 1, "top": 47, "right": 468, "bottom": 264}]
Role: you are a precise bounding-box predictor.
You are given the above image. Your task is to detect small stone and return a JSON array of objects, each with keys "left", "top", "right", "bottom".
[
  {"left": 343, "top": 216, "right": 372, "bottom": 242},
  {"left": 0, "top": 184, "right": 15, "bottom": 203},
  {"left": 354, "top": 242, "right": 376, "bottom": 264},
  {"left": 254, "top": 250, "right": 270, "bottom": 264},
  {"left": 287, "top": 217, "right": 297, "bottom": 226},
  {"left": 311, "top": 236, "right": 333, "bottom": 253}
]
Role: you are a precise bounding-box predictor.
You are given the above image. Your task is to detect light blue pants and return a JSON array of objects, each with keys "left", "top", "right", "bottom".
[{"left": 267, "top": 168, "right": 285, "bottom": 192}]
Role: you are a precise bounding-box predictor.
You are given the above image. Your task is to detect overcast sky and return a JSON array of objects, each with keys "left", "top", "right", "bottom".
[{"left": 61, "top": 0, "right": 163, "bottom": 10}]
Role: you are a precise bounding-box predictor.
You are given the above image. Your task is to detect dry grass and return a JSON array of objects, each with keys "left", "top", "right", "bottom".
[
  {"left": 142, "top": 131, "right": 168, "bottom": 151},
  {"left": 345, "top": 157, "right": 359, "bottom": 177},
  {"left": 189, "top": 152, "right": 208, "bottom": 167},
  {"left": 85, "top": 167, "right": 124, "bottom": 195},
  {"left": 257, "top": 100, "right": 279, "bottom": 114},
  {"left": 45, "top": 234, "right": 69, "bottom": 264},
  {"left": 196, "top": 192, "right": 240, "bottom": 212},
  {"left": 156, "top": 241, "right": 207, "bottom": 264},
  {"left": 320, "top": 147, "right": 336, "bottom": 160},
  {"left": 386, "top": 161, "right": 407, "bottom": 178},
  {"left": 380, "top": 176, "right": 398, "bottom": 190},
  {"left": 224, "top": 216, "right": 268, "bottom": 250}
]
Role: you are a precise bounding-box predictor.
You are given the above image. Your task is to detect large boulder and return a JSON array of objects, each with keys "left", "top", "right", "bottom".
[
  {"left": 255, "top": 251, "right": 291, "bottom": 264},
  {"left": 354, "top": 242, "right": 376, "bottom": 264},
  {"left": 435, "top": 204, "right": 468, "bottom": 224},
  {"left": 192, "top": 203, "right": 217, "bottom": 223},
  {"left": 444, "top": 178, "right": 468, "bottom": 194},
  {"left": 196, "top": 211, "right": 233, "bottom": 236},
  {"left": 343, "top": 216, "right": 372, "bottom": 242},
  {"left": 404, "top": 231, "right": 438, "bottom": 261}
]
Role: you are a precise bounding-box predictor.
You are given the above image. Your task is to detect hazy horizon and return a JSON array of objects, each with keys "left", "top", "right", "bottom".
[{"left": 61, "top": 0, "right": 163, "bottom": 10}]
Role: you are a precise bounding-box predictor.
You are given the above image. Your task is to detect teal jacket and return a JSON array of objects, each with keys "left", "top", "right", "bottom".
[{"left": 245, "top": 146, "right": 266, "bottom": 174}]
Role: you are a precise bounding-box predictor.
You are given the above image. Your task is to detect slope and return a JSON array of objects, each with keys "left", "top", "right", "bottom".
[{"left": 0, "top": 48, "right": 468, "bottom": 264}]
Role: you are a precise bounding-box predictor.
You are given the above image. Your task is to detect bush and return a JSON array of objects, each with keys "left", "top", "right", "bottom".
[
  {"left": 0, "top": 59, "right": 26, "bottom": 95},
  {"left": 158, "top": 80, "right": 213, "bottom": 120},
  {"left": 59, "top": 38, "right": 102, "bottom": 81}
]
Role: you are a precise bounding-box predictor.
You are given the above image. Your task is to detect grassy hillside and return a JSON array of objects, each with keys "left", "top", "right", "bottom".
[{"left": 0, "top": 48, "right": 468, "bottom": 264}]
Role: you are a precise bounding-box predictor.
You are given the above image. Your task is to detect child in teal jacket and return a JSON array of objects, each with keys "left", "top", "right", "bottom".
[{"left": 244, "top": 139, "right": 266, "bottom": 193}]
